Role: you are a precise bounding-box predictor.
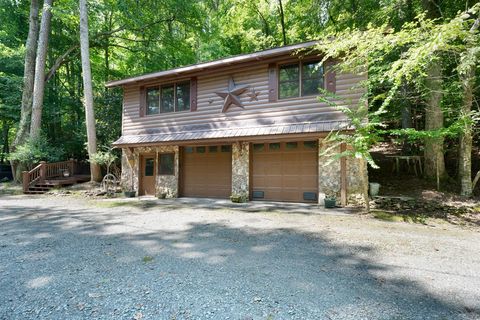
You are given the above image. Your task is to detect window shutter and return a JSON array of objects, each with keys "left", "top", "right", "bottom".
[
  {"left": 190, "top": 77, "right": 197, "bottom": 111},
  {"left": 324, "top": 59, "right": 336, "bottom": 94},
  {"left": 268, "top": 63, "right": 278, "bottom": 102},
  {"left": 139, "top": 86, "right": 146, "bottom": 117}
]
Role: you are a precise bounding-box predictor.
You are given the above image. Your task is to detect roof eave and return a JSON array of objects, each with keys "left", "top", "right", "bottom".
[{"left": 105, "top": 40, "right": 320, "bottom": 88}]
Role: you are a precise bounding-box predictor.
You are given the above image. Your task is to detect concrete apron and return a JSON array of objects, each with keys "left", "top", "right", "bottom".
[{"left": 101, "top": 196, "right": 357, "bottom": 215}]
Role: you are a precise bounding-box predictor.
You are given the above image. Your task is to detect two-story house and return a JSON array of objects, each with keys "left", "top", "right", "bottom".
[{"left": 106, "top": 41, "right": 366, "bottom": 204}]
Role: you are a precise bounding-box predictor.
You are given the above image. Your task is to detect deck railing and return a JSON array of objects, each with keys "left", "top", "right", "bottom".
[{"left": 22, "top": 159, "right": 77, "bottom": 192}]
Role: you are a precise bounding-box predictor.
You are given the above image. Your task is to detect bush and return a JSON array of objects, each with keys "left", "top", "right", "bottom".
[{"left": 8, "top": 136, "right": 65, "bottom": 169}]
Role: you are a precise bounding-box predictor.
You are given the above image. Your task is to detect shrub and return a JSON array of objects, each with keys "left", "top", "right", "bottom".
[{"left": 8, "top": 136, "right": 65, "bottom": 170}]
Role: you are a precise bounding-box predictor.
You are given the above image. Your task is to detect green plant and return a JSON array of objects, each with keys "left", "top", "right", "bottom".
[
  {"left": 8, "top": 136, "right": 65, "bottom": 170},
  {"left": 230, "top": 194, "right": 248, "bottom": 203},
  {"left": 89, "top": 148, "right": 118, "bottom": 176}
]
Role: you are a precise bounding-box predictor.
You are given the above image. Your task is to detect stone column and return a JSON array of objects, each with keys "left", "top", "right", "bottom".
[
  {"left": 346, "top": 156, "right": 368, "bottom": 205},
  {"left": 231, "top": 141, "right": 249, "bottom": 201},
  {"left": 121, "top": 147, "right": 138, "bottom": 193},
  {"left": 318, "top": 138, "right": 341, "bottom": 204},
  {"left": 156, "top": 145, "right": 179, "bottom": 198}
]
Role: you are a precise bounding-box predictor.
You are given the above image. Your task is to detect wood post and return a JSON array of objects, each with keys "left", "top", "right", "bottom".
[
  {"left": 69, "top": 158, "right": 76, "bottom": 175},
  {"left": 39, "top": 161, "right": 46, "bottom": 182},
  {"left": 22, "top": 171, "right": 29, "bottom": 192},
  {"left": 340, "top": 143, "right": 347, "bottom": 207}
]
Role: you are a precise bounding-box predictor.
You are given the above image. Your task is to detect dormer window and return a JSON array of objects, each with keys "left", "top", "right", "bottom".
[
  {"left": 278, "top": 60, "right": 324, "bottom": 99},
  {"left": 146, "top": 81, "right": 191, "bottom": 115}
]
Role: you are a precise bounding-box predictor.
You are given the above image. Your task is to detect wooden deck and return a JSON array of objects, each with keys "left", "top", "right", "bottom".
[
  {"left": 24, "top": 175, "right": 91, "bottom": 194},
  {"left": 23, "top": 160, "right": 90, "bottom": 194}
]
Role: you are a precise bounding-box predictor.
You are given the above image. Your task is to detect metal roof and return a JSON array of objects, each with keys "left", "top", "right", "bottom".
[
  {"left": 105, "top": 41, "right": 319, "bottom": 88},
  {"left": 112, "top": 120, "right": 351, "bottom": 147}
]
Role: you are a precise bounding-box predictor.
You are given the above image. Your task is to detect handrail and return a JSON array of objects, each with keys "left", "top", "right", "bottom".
[{"left": 22, "top": 159, "right": 77, "bottom": 192}]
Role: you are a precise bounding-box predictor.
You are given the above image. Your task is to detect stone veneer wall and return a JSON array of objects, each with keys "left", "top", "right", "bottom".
[
  {"left": 317, "top": 139, "right": 341, "bottom": 203},
  {"left": 317, "top": 139, "right": 367, "bottom": 205},
  {"left": 121, "top": 146, "right": 179, "bottom": 198},
  {"left": 231, "top": 142, "right": 249, "bottom": 201}
]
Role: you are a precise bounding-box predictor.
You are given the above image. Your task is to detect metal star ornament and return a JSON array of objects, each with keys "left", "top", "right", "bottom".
[
  {"left": 247, "top": 88, "right": 261, "bottom": 101},
  {"left": 215, "top": 77, "right": 249, "bottom": 113}
]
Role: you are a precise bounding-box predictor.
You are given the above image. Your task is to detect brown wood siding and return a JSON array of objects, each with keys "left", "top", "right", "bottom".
[
  {"left": 181, "top": 146, "right": 232, "bottom": 198},
  {"left": 268, "top": 63, "right": 278, "bottom": 102},
  {"left": 121, "top": 58, "right": 366, "bottom": 136}
]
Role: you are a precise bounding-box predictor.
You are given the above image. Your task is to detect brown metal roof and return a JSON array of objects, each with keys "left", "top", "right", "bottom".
[
  {"left": 112, "top": 120, "right": 351, "bottom": 147},
  {"left": 105, "top": 41, "right": 319, "bottom": 88}
]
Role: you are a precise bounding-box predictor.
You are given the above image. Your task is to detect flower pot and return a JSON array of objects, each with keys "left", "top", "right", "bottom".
[
  {"left": 369, "top": 182, "right": 380, "bottom": 197},
  {"left": 324, "top": 198, "right": 336, "bottom": 208},
  {"left": 124, "top": 191, "right": 136, "bottom": 198}
]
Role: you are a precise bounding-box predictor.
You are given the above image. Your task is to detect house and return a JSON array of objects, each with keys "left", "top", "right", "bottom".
[{"left": 106, "top": 41, "right": 367, "bottom": 204}]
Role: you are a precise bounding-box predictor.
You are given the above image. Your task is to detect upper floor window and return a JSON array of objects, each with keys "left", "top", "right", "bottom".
[
  {"left": 278, "top": 61, "right": 323, "bottom": 99},
  {"left": 146, "top": 81, "right": 190, "bottom": 115}
]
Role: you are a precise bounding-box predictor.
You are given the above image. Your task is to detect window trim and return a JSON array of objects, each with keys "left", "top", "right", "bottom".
[
  {"left": 277, "top": 59, "right": 324, "bottom": 100},
  {"left": 145, "top": 80, "right": 191, "bottom": 116}
]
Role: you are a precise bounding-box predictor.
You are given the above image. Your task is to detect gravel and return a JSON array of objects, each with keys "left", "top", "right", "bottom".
[{"left": 0, "top": 195, "right": 479, "bottom": 320}]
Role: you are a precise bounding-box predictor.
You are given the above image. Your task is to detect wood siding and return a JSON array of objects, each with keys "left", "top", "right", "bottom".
[{"left": 120, "top": 58, "right": 366, "bottom": 136}]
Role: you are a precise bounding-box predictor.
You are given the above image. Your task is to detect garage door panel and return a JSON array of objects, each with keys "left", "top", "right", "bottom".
[
  {"left": 252, "top": 141, "right": 318, "bottom": 203},
  {"left": 182, "top": 146, "right": 232, "bottom": 198}
]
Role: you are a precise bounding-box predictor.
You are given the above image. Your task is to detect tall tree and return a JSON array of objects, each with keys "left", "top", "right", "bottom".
[
  {"left": 422, "top": 0, "right": 447, "bottom": 185},
  {"left": 29, "top": 0, "right": 54, "bottom": 139},
  {"left": 79, "top": 0, "right": 101, "bottom": 182},
  {"left": 278, "top": 0, "right": 287, "bottom": 45},
  {"left": 12, "top": 0, "right": 39, "bottom": 149},
  {"left": 458, "top": 11, "right": 480, "bottom": 196}
]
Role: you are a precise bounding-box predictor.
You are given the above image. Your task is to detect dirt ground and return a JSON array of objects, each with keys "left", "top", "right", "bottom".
[{"left": 1, "top": 193, "right": 479, "bottom": 319}]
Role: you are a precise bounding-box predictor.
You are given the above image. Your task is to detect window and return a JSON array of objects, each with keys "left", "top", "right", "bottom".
[
  {"left": 278, "top": 61, "right": 323, "bottom": 99},
  {"left": 253, "top": 143, "right": 265, "bottom": 151},
  {"left": 146, "top": 88, "right": 160, "bottom": 115},
  {"left": 161, "top": 85, "right": 174, "bottom": 113},
  {"left": 304, "top": 141, "right": 317, "bottom": 149},
  {"left": 221, "top": 145, "right": 231, "bottom": 152},
  {"left": 208, "top": 146, "right": 218, "bottom": 153},
  {"left": 184, "top": 146, "right": 194, "bottom": 153},
  {"left": 196, "top": 146, "right": 206, "bottom": 153},
  {"left": 176, "top": 82, "right": 190, "bottom": 112},
  {"left": 269, "top": 143, "right": 281, "bottom": 150},
  {"left": 144, "top": 158, "right": 154, "bottom": 176},
  {"left": 146, "top": 81, "right": 190, "bottom": 115},
  {"left": 159, "top": 153, "right": 174, "bottom": 175},
  {"left": 286, "top": 142, "right": 298, "bottom": 149}
]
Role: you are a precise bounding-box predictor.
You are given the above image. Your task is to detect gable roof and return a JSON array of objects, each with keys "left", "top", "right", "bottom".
[{"left": 105, "top": 40, "right": 319, "bottom": 88}]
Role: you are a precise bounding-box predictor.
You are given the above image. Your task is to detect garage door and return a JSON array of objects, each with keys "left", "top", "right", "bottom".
[
  {"left": 251, "top": 141, "right": 318, "bottom": 202},
  {"left": 181, "top": 145, "right": 232, "bottom": 198}
]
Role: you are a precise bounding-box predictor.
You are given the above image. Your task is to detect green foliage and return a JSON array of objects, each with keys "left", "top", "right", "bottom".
[
  {"left": 89, "top": 148, "right": 117, "bottom": 175},
  {"left": 8, "top": 136, "right": 65, "bottom": 168}
]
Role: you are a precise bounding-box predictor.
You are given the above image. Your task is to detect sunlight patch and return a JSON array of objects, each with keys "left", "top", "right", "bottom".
[{"left": 26, "top": 276, "right": 52, "bottom": 289}]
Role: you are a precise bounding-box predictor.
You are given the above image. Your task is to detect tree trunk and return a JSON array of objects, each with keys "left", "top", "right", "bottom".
[
  {"left": 423, "top": 62, "right": 446, "bottom": 183},
  {"left": 457, "top": 15, "right": 480, "bottom": 196},
  {"left": 1, "top": 121, "right": 9, "bottom": 164},
  {"left": 458, "top": 69, "right": 473, "bottom": 196},
  {"left": 29, "top": 0, "right": 54, "bottom": 139},
  {"left": 79, "top": 0, "right": 102, "bottom": 182},
  {"left": 12, "top": 0, "right": 40, "bottom": 148},
  {"left": 278, "top": 0, "right": 287, "bottom": 45}
]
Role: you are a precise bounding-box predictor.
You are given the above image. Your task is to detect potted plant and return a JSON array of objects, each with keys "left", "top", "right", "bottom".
[
  {"left": 230, "top": 193, "right": 247, "bottom": 203},
  {"left": 324, "top": 194, "right": 337, "bottom": 208}
]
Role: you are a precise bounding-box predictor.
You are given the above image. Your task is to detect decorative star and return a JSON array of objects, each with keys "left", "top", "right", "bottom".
[
  {"left": 247, "top": 88, "right": 261, "bottom": 101},
  {"left": 215, "top": 77, "right": 249, "bottom": 113}
]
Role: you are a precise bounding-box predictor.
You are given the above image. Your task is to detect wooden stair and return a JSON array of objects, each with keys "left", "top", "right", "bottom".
[{"left": 23, "top": 160, "right": 90, "bottom": 194}]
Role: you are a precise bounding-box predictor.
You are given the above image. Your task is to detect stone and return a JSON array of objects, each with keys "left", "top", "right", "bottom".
[{"left": 231, "top": 142, "right": 249, "bottom": 201}]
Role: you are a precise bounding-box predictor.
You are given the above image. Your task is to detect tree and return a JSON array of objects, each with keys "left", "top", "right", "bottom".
[
  {"left": 12, "top": 0, "right": 39, "bottom": 149},
  {"left": 29, "top": 0, "right": 54, "bottom": 139},
  {"left": 79, "top": 0, "right": 101, "bottom": 182},
  {"left": 458, "top": 9, "right": 480, "bottom": 196}
]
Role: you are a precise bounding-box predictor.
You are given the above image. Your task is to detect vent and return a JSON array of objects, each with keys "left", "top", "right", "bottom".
[
  {"left": 252, "top": 191, "right": 264, "bottom": 199},
  {"left": 303, "top": 192, "right": 317, "bottom": 201}
]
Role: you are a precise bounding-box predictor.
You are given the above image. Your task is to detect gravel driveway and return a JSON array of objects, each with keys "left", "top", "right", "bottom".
[{"left": 0, "top": 195, "right": 479, "bottom": 320}]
